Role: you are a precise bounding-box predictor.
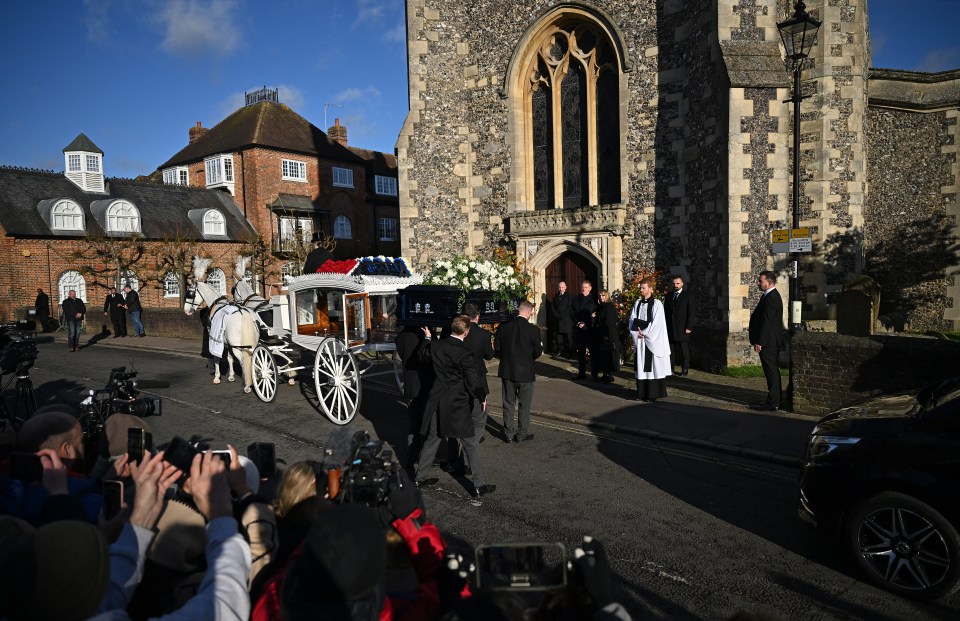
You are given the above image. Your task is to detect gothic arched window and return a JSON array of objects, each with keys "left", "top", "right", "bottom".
[{"left": 522, "top": 19, "right": 622, "bottom": 210}]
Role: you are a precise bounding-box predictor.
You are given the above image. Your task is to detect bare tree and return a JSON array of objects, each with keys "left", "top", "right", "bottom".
[
  {"left": 153, "top": 231, "right": 201, "bottom": 306},
  {"left": 69, "top": 233, "right": 148, "bottom": 293}
]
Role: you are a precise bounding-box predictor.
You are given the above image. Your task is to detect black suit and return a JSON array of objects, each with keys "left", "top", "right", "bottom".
[
  {"left": 396, "top": 327, "right": 434, "bottom": 466},
  {"left": 103, "top": 292, "right": 127, "bottom": 337},
  {"left": 550, "top": 291, "right": 573, "bottom": 355},
  {"left": 34, "top": 291, "right": 51, "bottom": 332},
  {"left": 494, "top": 315, "right": 543, "bottom": 440},
  {"left": 749, "top": 288, "right": 785, "bottom": 408},
  {"left": 303, "top": 248, "right": 332, "bottom": 274},
  {"left": 664, "top": 289, "right": 697, "bottom": 372},
  {"left": 416, "top": 335, "right": 488, "bottom": 487},
  {"left": 462, "top": 323, "right": 494, "bottom": 442},
  {"left": 570, "top": 293, "right": 597, "bottom": 376}
]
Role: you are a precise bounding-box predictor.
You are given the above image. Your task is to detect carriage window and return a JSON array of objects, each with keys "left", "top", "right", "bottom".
[
  {"left": 369, "top": 294, "right": 399, "bottom": 333},
  {"left": 345, "top": 293, "right": 369, "bottom": 346},
  {"left": 295, "top": 289, "right": 344, "bottom": 336}
]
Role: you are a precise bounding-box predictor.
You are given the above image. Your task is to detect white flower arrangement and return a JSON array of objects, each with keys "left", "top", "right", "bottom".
[{"left": 424, "top": 255, "right": 530, "bottom": 302}]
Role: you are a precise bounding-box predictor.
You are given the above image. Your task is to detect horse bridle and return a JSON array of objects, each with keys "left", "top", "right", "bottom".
[{"left": 183, "top": 286, "right": 201, "bottom": 314}]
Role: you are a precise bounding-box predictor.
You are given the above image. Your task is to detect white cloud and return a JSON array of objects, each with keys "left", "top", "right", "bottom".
[
  {"left": 334, "top": 86, "right": 382, "bottom": 104},
  {"left": 83, "top": 0, "right": 113, "bottom": 44},
  {"left": 352, "top": 0, "right": 388, "bottom": 29},
  {"left": 156, "top": 0, "right": 242, "bottom": 59},
  {"left": 916, "top": 47, "right": 960, "bottom": 72},
  {"left": 383, "top": 21, "right": 406, "bottom": 44}
]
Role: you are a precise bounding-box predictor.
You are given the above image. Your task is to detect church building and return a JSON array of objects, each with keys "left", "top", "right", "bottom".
[{"left": 398, "top": 0, "right": 960, "bottom": 366}]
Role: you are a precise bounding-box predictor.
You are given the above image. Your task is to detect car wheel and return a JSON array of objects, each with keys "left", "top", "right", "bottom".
[{"left": 845, "top": 492, "right": 960, "bottom": 599}]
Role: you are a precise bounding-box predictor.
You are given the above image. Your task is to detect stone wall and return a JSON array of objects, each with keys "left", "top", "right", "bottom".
[{"left": 792, "top": 330, "right": 960, "bottom": 415}]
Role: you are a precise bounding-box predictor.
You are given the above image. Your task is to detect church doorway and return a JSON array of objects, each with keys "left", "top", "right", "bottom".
[{"left": 544, "top": 251, "right": 599, "bottom": 352}]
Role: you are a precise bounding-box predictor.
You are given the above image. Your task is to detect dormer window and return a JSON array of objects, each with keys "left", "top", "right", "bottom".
[
  {"left": 203, "top": 210, "right": 225, "bottom": 235},
  {"left": 68, "top": 155, "right": 81, "bottom": 172},
  {"left": 106, "top": 200, "right": 141, "bottom": 233},
  {"left": 205, "top": 155, "right": 235, "bottom": 191},
  {"left": 52, "top": 200, "right": 84, "bottom": 231},
  {"left": 163, "top": 166, "right": 189, "bottom": 185}
]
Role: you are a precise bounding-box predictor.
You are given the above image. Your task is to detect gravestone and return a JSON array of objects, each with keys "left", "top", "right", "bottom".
[{"left": 836, "top": 276, "right": 881, "bottom": 337}]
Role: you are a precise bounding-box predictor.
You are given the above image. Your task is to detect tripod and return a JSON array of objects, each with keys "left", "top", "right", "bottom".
[{"left": 2, "top": 363, "right": 36, "bottom": 428}]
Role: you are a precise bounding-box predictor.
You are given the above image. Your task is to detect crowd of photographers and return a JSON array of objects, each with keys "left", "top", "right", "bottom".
[{"left": 0, "top": 401, "right": 631, "bottom": 621}]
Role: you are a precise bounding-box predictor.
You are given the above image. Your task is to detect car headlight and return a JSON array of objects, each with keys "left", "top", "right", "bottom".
[{"left": 808, "top": 435, "right": 861, "bottom": 459}]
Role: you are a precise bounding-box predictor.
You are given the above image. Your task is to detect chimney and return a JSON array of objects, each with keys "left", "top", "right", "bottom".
[
  {"left": 328, "top": 118, "right": 348, "bottom": 146},
  {"left": 189, "top": 121, "right": 209, "bottom": 144}
]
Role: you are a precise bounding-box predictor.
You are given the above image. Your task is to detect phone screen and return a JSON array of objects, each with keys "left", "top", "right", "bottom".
[
  {"left": 248, "top": 442, "right": 276, "bottom": 478},
  {"left": 102, "top": 480, "right": 123, "bottom": 519},
  {"left": 164, "top": 436, "right": 199, "bottom": 474},
  {"left": 475, "top": 543, "right": 567, "bottom": 591},
  {"left": 127, "top": 428, "right": 145, "bottom": 464},
  {"left": 210, "top": 450, "right": 232, "bottom": 466}
]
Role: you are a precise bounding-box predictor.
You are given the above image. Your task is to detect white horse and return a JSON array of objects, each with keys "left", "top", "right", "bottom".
[{"left": 183, "top": 279, "right": 259, "bottom": 393}]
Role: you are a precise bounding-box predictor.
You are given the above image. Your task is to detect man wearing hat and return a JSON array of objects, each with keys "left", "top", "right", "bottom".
[{"left": 303, "top": 232, "right": 336, "bottom": 274}]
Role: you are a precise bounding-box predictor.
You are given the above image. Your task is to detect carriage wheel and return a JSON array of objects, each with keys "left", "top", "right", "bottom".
[
  {"left": 313, "top": 337, "right": 361, "bottom": 425},
  {"left": 252, "top": 346, "right": 278, "bottom": 403}
]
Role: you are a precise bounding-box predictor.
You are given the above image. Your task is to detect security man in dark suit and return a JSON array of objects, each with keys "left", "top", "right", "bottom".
[
  {"left": 396, "top": 324, "right": 434, "bottom": 468},
  {"left": 748, "top": 270, "right": 785, "bottom": 411},
  {"left": 570, "top": 280, "right": 597, "bottom": 379},
  {"left": 415, "top": 315, "right": 495, "bottom": 498},
  {"left": 462, "top": 302, "right": 494, "bottom": 444},
  {"left": 663, "top": 275, "right": 697, "bottom": 376},
  {"left": 550, "top": 281, "right": 573, "bottom": 357},
  {"left": 494, "top": 299, "right": 543, "bottom": 443},
  {"left": 103, "top": 287, "right": 127, "bottom": 337}
]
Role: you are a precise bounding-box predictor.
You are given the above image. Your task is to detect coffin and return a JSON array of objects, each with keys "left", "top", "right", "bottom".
[{"left": 398, "top": 285, "right": 521, "bottom": 327}]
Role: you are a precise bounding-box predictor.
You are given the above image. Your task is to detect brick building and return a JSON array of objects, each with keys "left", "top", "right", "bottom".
[
  {"left": 0, "top": 133, "right": 257, "bottom": 320},
  {"left": 157, "top": 89, "right": 400, "bottom": 281}
]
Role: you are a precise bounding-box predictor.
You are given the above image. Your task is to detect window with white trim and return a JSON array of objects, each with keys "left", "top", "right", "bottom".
[
  {"left": 375, "top": 175, "right": 398, "bottom": 196},
  {"left": 207, "top": 268, "right": 227, "bottom": 296},
  {"left": 204, "top": 155, "right": 234, "bottom": 185},
  {"left": 282, "top": 159, "right": 307, "bottom": 181},
  {"left": 86, "top": 155, "right": 100, "bottom": 173},
  {"left": 163, "top": 166, "right": 189, "bottom": 185},
  {"left": 377, "top": 217, "right": 398, "bottom": 241},
  {"left": 163, "top": 272, "right": 181, "bottom": 298},
  {"left": 333, "top": 215, "right": 352, "bottom": 239},
  {"left": 332, "top": 167, "right": 353, "bottom": 188},
  {"left": 106, "top": 200, "right": 141, "bottom": 233},
  {"left": 68, "top": 154, "right": 81, "bottom": 172},
  {"left": 243, "top": 268, "right": 259, "bottom": 294},
  {"left": 277, "top": 216, "right": 312, "bottom": 253},
  {"left": 58, "top": 270, "right": 86, "bottom": 303},
  {"left": 51, "top": 200, "right": 84, "bottom": 231},
  {"left": 202, "top": 210, "right": 225, "bottom": 235},
  {"left": 119, "top": 270, "right": 139, "bottom": 291},
  {"left": 281, "top": 262, "right": 301, "bottom": 278}
]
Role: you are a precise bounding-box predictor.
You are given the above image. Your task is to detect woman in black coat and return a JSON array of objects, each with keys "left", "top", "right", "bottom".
[{"left": 591, "top": 289, "right": 620, "bottom": 383}]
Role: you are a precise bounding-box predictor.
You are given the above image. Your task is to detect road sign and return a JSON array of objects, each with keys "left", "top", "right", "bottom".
[
  {"left": 791, "top": 228, "right": 810, "bottom": 238},
  {"left": 772, "top": 229, "right": 789, "bottom": 243},
  {"left": 771, "top": 227, "right": 812, "bottom": 254},
  {"left": 789, "top": 237, "right": 812, "bottom": 252}
]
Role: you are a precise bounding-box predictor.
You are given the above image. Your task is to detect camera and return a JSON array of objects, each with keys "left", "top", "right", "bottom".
[
  {"left": 107, "top": 368, "right": 162, "bottom": 417},
  {"left": 474, "top": 543, "right": 567, "bottom": 591},
  {"left": 78, "top": 367, "right": 163, "bottom": 466},
  {"left": 0, "top": 320, "right": 38, "bottom": 376},
  {"left": 328, "top": 431, "right": 398, "bottom": 507}
]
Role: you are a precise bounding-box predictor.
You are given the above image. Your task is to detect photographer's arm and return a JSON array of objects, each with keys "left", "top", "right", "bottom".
[{"left": 226, "top": 444, "right": 277, "bottom": 586}]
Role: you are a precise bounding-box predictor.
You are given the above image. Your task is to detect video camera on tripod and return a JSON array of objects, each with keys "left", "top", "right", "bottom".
[
  {"left": 79, "top": 366, "right": 162, "bottom": 456},
  {"left": 322, "top": 430, "right": 399, "bottom": 507},
  {"left": 0, "top": 320, "right": 39, "bottom": 430}
]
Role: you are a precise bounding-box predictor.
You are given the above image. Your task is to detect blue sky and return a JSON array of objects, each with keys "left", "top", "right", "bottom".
[{"left": 0, "top": 0, "right": 957, "bottom": 180}]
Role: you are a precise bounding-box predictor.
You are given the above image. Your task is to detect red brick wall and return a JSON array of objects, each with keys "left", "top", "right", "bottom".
[{"left": 0, "top": 233, "right": 247, "bottom": 320}]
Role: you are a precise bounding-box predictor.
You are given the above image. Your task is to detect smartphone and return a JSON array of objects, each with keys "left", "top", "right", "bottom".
[
  {"left": 102, "top": 480, "right": 123, "bottom": 519},
  {"left": 209, "top": 450, "right": 232, "bottom": 466},
  {"left": 10, "top": 452, "right": 43, "bottom": 483},
  {"left": 475, "top": 543, "right": 567, "bottom": 591},
  {"left": 164, "top": 436, "right": 200, "bottom": 474},
  {"left": 247, "top": 442, "right": 277, "bottom": 478},
  {"left": 127, "top": 428, "right": 153, "bottom": 464}
]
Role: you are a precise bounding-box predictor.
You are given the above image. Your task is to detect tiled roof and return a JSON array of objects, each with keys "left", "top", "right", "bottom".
[
  {"left": 63, "top": 133, "right": 104, "bottom": 154},
  {"left": 159, "top": 101, "right": 365, "bottom": 169},
  {"left": 347, "top": 146, "right": 398, "bottom": 177},
  {"left": 0, "top": 166, "right": 256, "bottom": 242}
]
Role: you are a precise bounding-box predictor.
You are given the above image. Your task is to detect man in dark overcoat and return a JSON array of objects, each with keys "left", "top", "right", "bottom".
[
  {"left": 550, "top": 281, "right": 573, "bottom": 358},
  {"left": 303, "top": 233, "right": 335, "bottom": 274},
  {"left": 121, "top": 285, "right": 144, "bottom": 337},
  {"left": 415, "top": 315, "right": 495, "bottom": 498},
  {"left": 748, "top": 270, "right": 785, "bottom": 411},
  {"left": 102, "top": 287, "right": 127, "bottom": 337},
  {"left": 494, "top": 299, "right": 543, "bottom": 443},
  {"left": 570, "top": 280, "right": 597, "bottom": 379},
  {"left": 663, "top": 275, "right": 697, "bottom": 376},
  {"left": 34, "top": 288, "right": 51, "bottom": 332},
  {"left": 396, "top": 324, "right": 434, "bottom": 468}
]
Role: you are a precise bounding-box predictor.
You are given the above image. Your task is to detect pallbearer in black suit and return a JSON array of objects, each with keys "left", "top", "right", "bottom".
[
  {"left": 462, "top": 302, "right": 494, "bottom": 444},
  {"left": 103, "top": 287, "right": 127, "bottom": 337},
  {"left": 494, "top": 299, "right": 543, "bottom": 443},
  {"left": 415, "top": 315, "right": 495, "bottom": 498},
  {"left": 396, "top": 324, "right": 434, "bottom": 468},
  {"left": 663, "top": 275, "right": 697, "bottom": 376},
  {"left": 748, "top": 270, "right": 785, "bottom": 411}
]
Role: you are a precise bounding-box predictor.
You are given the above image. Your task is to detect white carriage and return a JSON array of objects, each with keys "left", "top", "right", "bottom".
[{"left": 249, "top": 258, "right": 422, "bottom": 425}]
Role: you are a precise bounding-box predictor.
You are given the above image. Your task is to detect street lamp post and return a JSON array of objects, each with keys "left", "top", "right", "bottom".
[{"left": 777, "top": 2, "right": 820, "bottom": 410}]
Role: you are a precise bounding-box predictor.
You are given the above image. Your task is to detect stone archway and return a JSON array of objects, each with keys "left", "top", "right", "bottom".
[{"left": 521, "top": 238, "right": 604, "bottom": 328}]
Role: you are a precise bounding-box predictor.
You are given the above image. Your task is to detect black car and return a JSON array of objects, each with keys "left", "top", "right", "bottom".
[{"left": 798, "top": 376, "right": 960, "bottom": 599}]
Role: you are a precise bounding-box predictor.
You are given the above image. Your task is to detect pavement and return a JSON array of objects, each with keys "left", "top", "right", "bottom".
[{"left": 46, "top": 330, "right": 817, "bottom": 467}]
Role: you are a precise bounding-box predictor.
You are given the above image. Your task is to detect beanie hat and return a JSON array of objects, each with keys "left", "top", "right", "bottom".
[
  {"left": 105, "top": 414, "right": 152, "bottom": 457},
  {"left": 281, "top": 504, "right": 387, "bottom": 607},
  {"left": 0, "top": 517, "right": 110, "bottom": 621}
]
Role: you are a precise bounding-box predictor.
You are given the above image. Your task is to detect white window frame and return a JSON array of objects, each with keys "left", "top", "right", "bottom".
[
  {"left": 163, "top": 166, "right": 189, "bottom": 185},
  {"left": 86, "top": 154, "right": 100, "bottom": 173},
  {"left": 207, "top": 268, "right": 227, "bottom": 296},
  {"left": 106, "top": 200, "right": 142, "bottom": 233},
  {"left": 202, "top": 210, "right": 225, "bottom": 235},
  {"left": 204, "top": 155, "right": 234, "bottom": 187},
  {"left": 163, "top": 272, "right": 181, "bottom": 298},
  {"left": 377, "top": 217, "right": 398, "bottom": 241},
  {"left": 58, "top": 270, "right": 87, "bottom": 303},
  {"left": 282, "top": 159, "right": 307, "bottom": 182},
  {"left": 375, "top": 175, "right": 398, "bottom": 196},
  {"left": 333, "top": 215, "right": 352, "bottom": 239},
  {"left": 68, "top": 154, "right": 81, "bottom": 172},
  {"left": 332, "top": 167, "right": 354, "bottom": 188},
  {"left": 51, "top": 199, "right": 84, "bottom": 231},
  {"left": 119, "top": 270, "right": 139, "bottom": 291},
  {"left": 281, "top": 262, "right": 301, "bottom": 278}
]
